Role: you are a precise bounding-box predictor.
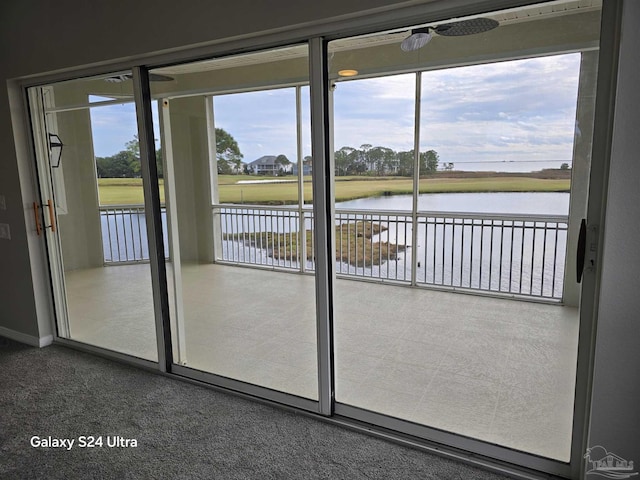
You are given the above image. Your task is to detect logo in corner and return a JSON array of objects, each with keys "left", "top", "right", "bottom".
[{"left": 585, "top": 446, "right": 638, "bottom": 479}]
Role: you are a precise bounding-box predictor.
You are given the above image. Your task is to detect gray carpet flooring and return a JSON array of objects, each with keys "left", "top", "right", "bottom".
[{"left": 0, "top": 337, "right": 512, "bottom": 479}]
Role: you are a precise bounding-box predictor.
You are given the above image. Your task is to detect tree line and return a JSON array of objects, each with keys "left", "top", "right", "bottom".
[
  {"left": 96, "top": 131, "right": 447, "bottom": 178},
  {"left": 95, "top": 128, "right": 241, "bottom": 178},
  {"left": 334, "top": 144, "right": 444, "bottom": 176},
  {"left": 95, "top": 136, "right": 164, "bottom": 178}
]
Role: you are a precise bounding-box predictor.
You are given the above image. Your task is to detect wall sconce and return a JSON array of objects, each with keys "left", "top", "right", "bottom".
[{"left": 48, "top": 133, "right": 64, "bottom": 168}]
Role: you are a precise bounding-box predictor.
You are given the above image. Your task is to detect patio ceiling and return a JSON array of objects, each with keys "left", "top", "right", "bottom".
[{"left": 47, "top": 0, "right": 601, "bottom": 106}]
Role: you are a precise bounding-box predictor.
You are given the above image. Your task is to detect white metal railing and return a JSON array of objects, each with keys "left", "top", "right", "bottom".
[
  {"left": 99, "top": 204, "right": 567, "bottom": 300},
  {"left": 99, "top": 205, "right": 169, "bottom": 264},
  {"left": 215, "top": 205, "right": 315, "bottom": 272},
  {"left": 214, "top": 204, "right": 568, "bottom": 301}
]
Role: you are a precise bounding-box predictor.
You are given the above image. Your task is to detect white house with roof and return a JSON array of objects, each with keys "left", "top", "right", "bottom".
[{"left": 247, "top": 155, "right": 292, "bottom": 175}]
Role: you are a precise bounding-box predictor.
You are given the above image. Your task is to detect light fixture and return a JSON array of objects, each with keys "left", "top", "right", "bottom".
[
  {"left": 401, "top": 18, "right": 499, "bottom": 52},
  {"left": 48, "top": 133, "right": 64, "bottom": 168},
  {"left": 338, "top": 69, "right": 359, "bottom": 77}
]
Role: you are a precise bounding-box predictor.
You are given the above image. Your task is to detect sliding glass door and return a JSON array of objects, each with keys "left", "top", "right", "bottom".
[
  {"left": 28, "top": 74, "right": 159, "bottom": 361},
  {"left": 329, "top": 0, "right": 601, "bottom": 464},
  {"left": 148, "top": 45, "right": 319, "bottom": 402},
  {"left": 25, "top": 0, "right": 610, "bottom": 475}
]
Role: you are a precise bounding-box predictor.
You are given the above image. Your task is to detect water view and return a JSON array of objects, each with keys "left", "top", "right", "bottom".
[
  {"left": 99, "top": 192, "right": 570, "bottom": 300},
  {"left": 337, "top": 191, "right": 570, "bottom": 215}
]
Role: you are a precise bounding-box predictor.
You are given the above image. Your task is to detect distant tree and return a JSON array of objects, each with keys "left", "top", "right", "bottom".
[
  {"left": 217, "top": 159, "right": 233, "bottom": 175},
  {"left": 420, "top": 150, "right": 439, "bottom": 175},
  {"left": 560, "top": 163, "right": 570, "bottom": 170},
  {"left": 396, "top": 150, "right": 415, "bottom": 177},
  {"left": 358, "top": 144, "right": 374, "bottom": 172},
  {"left": 334, "top": 146, "right": 356, "bottom": 176},
  {"left": 443, "top": 162, "right": 454, "bottom": 171},
  {"left": 96, "top": 135, "right": 165, "bottom": 178},
  {"left": 124, "top": 135, "right": 141, "bottom": 176},
  {"left": 333, "top": 144, "right": 440, "bottom": 177},
  {"left": 369, "top": 146, "right": 395, "bottom": 175},
  {"left": 104, "top": 151, "right": 137, "bottom": 177},
  {"left": 125, "top": 136, "right": 140, "bottom": 158},
  {"left": 95, "top": 156, "right": 110, "bottom": 178},
  {"left": 274, "top": 154, "right": 291, "bottom": 176},
  {"left": 215, "top": 128, "right": 243, "bottom": 174}
]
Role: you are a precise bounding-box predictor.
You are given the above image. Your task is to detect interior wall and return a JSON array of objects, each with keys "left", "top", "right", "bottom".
[{"left": 586, "top": 0, "right": 640, "bottom": 469}]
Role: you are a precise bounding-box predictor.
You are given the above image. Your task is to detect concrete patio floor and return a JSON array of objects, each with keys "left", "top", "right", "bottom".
[{"left": 64, "top": 262, "right": 579, "bottom": 461}]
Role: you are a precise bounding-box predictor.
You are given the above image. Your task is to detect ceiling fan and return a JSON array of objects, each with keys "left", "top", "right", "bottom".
[
  {"left": 401, "top": 17, "right": 499, "bottom": 52},
  {"left": 104, "top": 73, "right": 174, "bottom": 83}
]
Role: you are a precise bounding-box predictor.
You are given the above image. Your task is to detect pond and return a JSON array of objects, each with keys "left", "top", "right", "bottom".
[{"left": 336, "top": 191, "right": 569, "bottom": 215}]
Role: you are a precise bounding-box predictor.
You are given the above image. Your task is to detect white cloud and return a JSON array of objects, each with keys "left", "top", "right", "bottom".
[{"left": 334, "top": 53, "right": 581, "bottom": 168}]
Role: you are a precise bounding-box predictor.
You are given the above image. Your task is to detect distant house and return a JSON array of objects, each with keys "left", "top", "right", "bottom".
[{"left": 247, "top": 155, "right": 292, "bottom": 175}]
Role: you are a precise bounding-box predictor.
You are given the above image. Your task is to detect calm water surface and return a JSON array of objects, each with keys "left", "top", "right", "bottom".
[{"left": 337, "top": 192, "right": 569, "bottom": 215}]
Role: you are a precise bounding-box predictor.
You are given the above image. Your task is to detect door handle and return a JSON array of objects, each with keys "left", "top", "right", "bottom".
[
  {"left": 576, "top": 218, "right": 587, "bottom": 283},
  {"left": 33, "top": 202, "right": 42, "bottom": 236},
  {"left": 47, "top": 199, "right": 56, "bottom": 233}
]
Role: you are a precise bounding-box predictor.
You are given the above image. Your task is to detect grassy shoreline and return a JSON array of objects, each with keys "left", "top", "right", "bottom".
[{"left": 97, "top": 172, "right": 571, "bottom": 206}]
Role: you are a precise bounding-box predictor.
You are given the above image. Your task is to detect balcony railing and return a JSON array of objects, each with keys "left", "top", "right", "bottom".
[
  {"left": 99, "top": 204, "right": 568, "bottom": 301},
  {"left": 100, "top": 205, "right": 169, "bottom": 264},
  {"left": 215, "top": 204, "right": 568, "bottom": 301}
]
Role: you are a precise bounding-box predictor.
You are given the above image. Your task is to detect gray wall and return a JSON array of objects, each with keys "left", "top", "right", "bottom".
[{"left": 0, "top": 0, "right": 639, "bottom": 475}]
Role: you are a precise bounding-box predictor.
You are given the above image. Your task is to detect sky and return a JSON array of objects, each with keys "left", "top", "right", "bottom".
[{"left": 90, "top": 52, "right": 581, "bottom": 172}]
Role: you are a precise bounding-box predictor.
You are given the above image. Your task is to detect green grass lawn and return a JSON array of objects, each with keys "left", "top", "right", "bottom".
[
  {"left": 97, "top": 178, "right": 167, "bottom": 205},
  {"left": 97, "top": 175, "right": 570, "bottom": 206}
]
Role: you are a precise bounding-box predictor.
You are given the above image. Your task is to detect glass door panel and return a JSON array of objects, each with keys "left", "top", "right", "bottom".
[
  {"left": 28, "top": 73, "right": 159, "bottom": 361},
  {"left": 150, "top": 44, "right": 318, "bottom": 400},
  {"left": 329, "top": 0, "right": 601, "bottom": 462}
]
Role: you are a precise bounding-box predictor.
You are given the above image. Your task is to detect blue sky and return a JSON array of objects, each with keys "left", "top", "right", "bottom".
[{"left": 90, "top": 53, "right": 581, "bottom": 172}]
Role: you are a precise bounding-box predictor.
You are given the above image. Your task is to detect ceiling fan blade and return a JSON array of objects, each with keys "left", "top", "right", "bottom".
[
  {"left": 435, "top": 18, "right": 499, "bottom": 37},
  {"left": 104, "top": 73, "right": 174, "bottom": 83}
]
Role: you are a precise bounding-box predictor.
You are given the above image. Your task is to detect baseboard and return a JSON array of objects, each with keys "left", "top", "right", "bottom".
[{"left": 0, "top": 326, "right": 52, "bottom": 348}]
